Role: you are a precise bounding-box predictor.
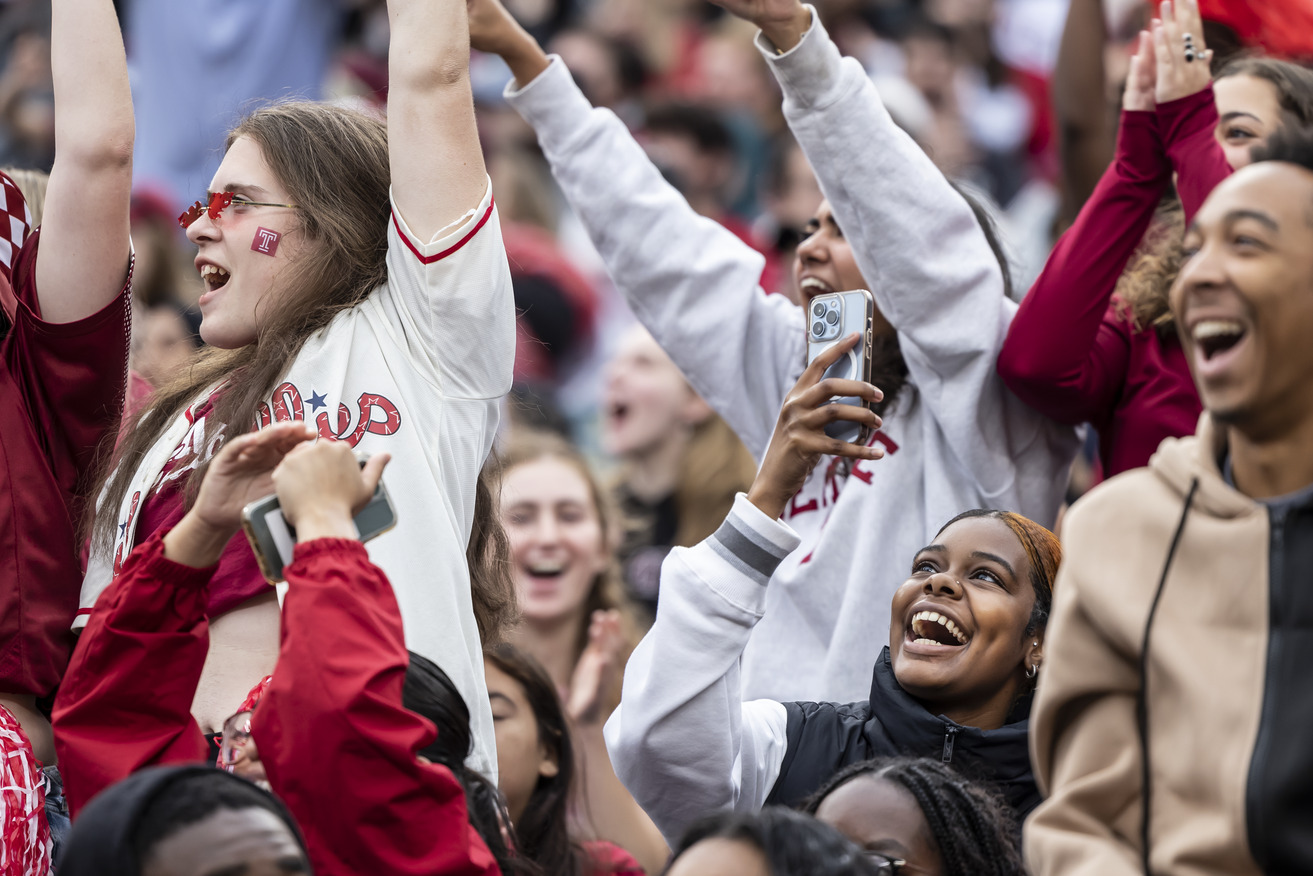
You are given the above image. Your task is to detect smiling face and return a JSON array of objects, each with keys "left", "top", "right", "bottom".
[
  {"left": 815, "top": 774, "right": 943, "bottom": 876},
  {"left": 185, "top": 135, "right": 308, "bottom": 349},
  {"left": 500, "top": 456, "right": 610, "bottom": 626},
  {"left": 601, "top": 326, "right": 710, "bottom": 460},
  {"left": 888, "top": 517, "right": 1040, "bottom": 727},
  {"left": 1170, "top": 162, "right": 1313, "bottom": 436},
  {"left": 485, "top": 660, "right": 559, "bottom": 824},
  {"left": 1214, "top": 74, "right": 1285, "bottom": 170}
]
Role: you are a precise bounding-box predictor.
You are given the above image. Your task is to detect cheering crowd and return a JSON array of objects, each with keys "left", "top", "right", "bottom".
[{"left": 1, "top": 0, "right": 1313, "bottom": 872}]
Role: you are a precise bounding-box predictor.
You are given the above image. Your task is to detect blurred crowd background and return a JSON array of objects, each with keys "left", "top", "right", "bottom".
[{"left": 1, "top": 0, "right": 1309, "bottom": 564}]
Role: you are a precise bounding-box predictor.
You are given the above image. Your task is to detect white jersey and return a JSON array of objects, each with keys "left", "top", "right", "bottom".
[{"left": 81, "top": 183, "right": 515, "bottom": 780}]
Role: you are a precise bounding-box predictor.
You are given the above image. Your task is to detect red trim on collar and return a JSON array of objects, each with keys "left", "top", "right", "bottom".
[{"left": 391, "top": 198, "right": 495, "bottom": 265}]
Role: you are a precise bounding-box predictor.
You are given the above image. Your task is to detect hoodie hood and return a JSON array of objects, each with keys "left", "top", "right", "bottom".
[
  {"left": 59, "top": 765, "right": 305, "bottom": 876},
  {"left": 1147, "top": 413, "right": 1258, "bottom": 521}
]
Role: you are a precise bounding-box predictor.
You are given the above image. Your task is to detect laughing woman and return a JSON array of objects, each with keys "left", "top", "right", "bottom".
[
  {"left": 74, "top": 0, "right": 515, "bottom": 780},
  {"left": 605, "top": 337, "right": 1061, "bottom": 845}
]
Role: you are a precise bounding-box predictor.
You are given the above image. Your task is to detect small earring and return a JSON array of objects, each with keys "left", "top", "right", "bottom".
[{"left": 1026, "top": 663, "right": 1039, "bottom": 680}]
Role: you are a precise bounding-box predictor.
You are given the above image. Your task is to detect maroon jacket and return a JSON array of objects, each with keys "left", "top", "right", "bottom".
[
  {"left": 997, "top": 88, "right": 1229, "bottom": 476},
  {"left": 53, "top": 531, "right": 500, "bottom": 876}
]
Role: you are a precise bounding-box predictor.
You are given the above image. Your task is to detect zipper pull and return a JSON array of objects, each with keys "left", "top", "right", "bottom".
[{"left": 942, "top": 725, "right": 959, "bottom": 763}]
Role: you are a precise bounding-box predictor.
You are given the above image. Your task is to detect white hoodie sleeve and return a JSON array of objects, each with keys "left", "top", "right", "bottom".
[
  {"left": 505, "top": 60, "right": 801, "bottom": 461},
  {"left": 604, "top": 494, "right": 799, "bottom": 845},
  {"left": 763, "top": 14, "right": 1062, "bottom": 500}
]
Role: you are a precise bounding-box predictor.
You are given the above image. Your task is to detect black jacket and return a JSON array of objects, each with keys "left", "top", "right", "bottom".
[{"left": 765, "top": 647, "right": 1039, "bottom": 819}]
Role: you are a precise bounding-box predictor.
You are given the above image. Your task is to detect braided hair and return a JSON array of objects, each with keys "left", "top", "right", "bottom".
[{"left": 803, "top": 757, "right": 1024, "bottom": 876}]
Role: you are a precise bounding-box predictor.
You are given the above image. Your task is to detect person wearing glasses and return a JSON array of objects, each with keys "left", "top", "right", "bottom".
[
  {"left": 605, "top": 338, "right": 1059, "bottom": 847},
  {"left": 74, "top": 0, "right": 516, "bottom": 781}
]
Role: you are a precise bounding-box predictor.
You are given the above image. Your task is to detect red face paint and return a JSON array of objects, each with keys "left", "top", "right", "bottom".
[{"left": 251, "top": 227, "right": 281, "bottom": 256}]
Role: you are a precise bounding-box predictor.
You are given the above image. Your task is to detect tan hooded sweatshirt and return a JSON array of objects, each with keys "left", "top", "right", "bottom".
[{"left": 1026, "top": 414, "right": 1270, "bottom": 875}]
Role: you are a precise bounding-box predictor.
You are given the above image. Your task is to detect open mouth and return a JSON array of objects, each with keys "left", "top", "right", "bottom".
[
  {"left": 1193, "top": 319, "right": 1246, "bottom": 361},
  {"left": 799, "top": 277, "right": 835, "bottom": 299},
  {"left": 524, "top": 559, "right": 566, "bottom": 581},
  {"left": 607, "top": 401, "right": 630, "bottom": 426},
  {"left": 907, "top": 610, "right": 969, "bottom": 647},
  {"left": 200, "top": 263, "right": 231, "bottom": 294}
]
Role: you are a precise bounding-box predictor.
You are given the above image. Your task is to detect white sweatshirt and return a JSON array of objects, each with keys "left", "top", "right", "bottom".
[
  {"left": 604, "top": 493, "right": 796, "bottom": 845},
  {"left": 506, "top": 15, "right": 1078, "bottom": 703},
  {"left": 81, "top": 185, "right": 515, "bottom": 781}
]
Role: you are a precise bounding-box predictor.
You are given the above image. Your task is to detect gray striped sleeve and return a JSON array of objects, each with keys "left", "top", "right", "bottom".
[{"left": 707, "top": 511, "right": 794, "bottom": 587}]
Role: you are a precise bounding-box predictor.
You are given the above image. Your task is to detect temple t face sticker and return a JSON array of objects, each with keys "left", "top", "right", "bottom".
[{"left": 251, "top": 227, "right": 281, "bottom": 256}]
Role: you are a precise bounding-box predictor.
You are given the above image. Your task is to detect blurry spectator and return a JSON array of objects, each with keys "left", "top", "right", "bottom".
[
  {"left": 131, "top": 302, "right": 201, "bottom": 390},
  {"left": 129, "top": 190, "right": 200, "bottom": 308},
  {"left": 486, "top": 643, "right": 665, "bottom": 874},
  {"left": 602, "top": 325, "right": 756, "bottom": 615},
  {"left": 643, "top": 102, "right": 748, "bottom": 235},
  {"left": 494, "top": 430, "right": 641, "bottom": 695},
  {"left": 0, "top": 25, "right": 54, "bottom": 172},
  {"left": 549, "top": 28, "right": 647, "bottom": 123}
]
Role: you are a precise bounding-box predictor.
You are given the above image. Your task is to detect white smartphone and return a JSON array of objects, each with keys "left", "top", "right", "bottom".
[
  {"left": 804, "top": 289, "right": 876, "bottom": 445},
  {"left": 240, "top": 453, "right": 397, "bottom": 584}
]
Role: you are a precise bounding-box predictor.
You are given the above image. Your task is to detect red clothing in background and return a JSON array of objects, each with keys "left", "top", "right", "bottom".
[
  {"left": 583, "top": 840, "right": 646, "bottom": 876},
  {"left": 997, "top": 89, "right": 1227, "bottom": 476},
  {"left": 54, "top": 531, "right": 500, "bottom": 875},
  {"left": 0, "top": 225, "right": 131, "bottom": 697}
]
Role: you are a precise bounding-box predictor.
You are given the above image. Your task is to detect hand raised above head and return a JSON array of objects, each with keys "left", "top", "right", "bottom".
[
  {"left": 1152, "top": 0, "right": 1212, "bottom": 105},
  {"left": 708, "top": 0, "right": 812, "bottom": 54},
  {"left": 1124, "top": 30, "right": 1157, "bottom": 113},
  {"left": 748, "top": 332, "right": 885, "bottom": 520}
]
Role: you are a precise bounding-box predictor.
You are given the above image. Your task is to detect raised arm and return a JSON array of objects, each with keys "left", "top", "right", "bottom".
[
  {"left": 52, "top": 422, "right": 318, "bottom": 815},
  {"left": 36, "top": 0, "right": 133, "bottom": 324},
  {"left": 1052, "top": 0, "right": 1116, "bottom": 227},
  {"left": 388, "top": 0, "right": 487, "bottom": 239},
  {"left": 476, "top": 0, "right": 800, "bottom": 458},
  {"left": 252, "top": 441, "right": 498, "bottom": 876},
  {"left": 1152, "top": 0, "right": 1231, "bottom": 223},
  {"left": 997, "top": 33, "right": 1171, "bottom": 425},
  {"left": 606, "top": 342, "right": 881, "bottom": 844}
]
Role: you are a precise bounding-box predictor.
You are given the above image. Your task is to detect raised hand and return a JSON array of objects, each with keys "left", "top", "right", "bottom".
[
  {"left": 272, "top": 439, "right": 390, "bottom": 541},
  {"left": 1123, "top": 30, "right": 1157, "bottom": 112},
  {"left": 566, "top": 610, "right": 627, "bottom": 727},
  {"left": 747, "top": 333, "right": 884, "bottom": 520},
  {"left": 1152, "top": 0, "right": 1212, "bottom": 105},
  {"left": 163, "top": 422, "right": 317, "bottom": 567},
  {"left": 707, "top": 0, "right": 812, "bottom": 53},
  {"left": 466, "top": 0, "right": 550, "bottom": 85}
]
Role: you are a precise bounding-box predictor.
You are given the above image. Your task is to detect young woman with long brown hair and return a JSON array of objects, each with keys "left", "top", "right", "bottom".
[{"left": 75, "top": 0, "right": 516, "bottom": 778}]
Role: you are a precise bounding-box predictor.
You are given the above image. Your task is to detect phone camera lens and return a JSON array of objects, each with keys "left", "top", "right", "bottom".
[
  {"left": 825, "top": 310, "right": 839, "bottom": 325},
  {"left": 812, "top": 321, "right": 825, "bottom": 337},
  {"left": 812, "top": 302, "right": 826, "bottom": 317}
]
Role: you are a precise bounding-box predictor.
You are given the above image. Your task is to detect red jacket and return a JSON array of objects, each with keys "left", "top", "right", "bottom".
[
  {"left": 53, "top": 531, "right": 499, "bottom": 876},
  {"left": 997, "top": 89, "right": 1228, "bottom": 477}
]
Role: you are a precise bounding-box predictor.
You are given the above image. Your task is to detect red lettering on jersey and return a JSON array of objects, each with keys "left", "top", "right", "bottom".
[
  {"left": 315, "top": 392, "right": 403, "bottom": 447},
  {"left": 270, "top": 382, "right": 304, "bottom": 423}
]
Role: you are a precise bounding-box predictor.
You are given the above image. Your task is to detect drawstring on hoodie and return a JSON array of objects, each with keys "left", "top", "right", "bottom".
[{"left": 1137, "top": 478, "right": 1198, "bottom": 876}]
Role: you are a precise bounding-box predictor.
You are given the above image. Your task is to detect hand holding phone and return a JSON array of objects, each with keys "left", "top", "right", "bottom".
[
  {"left": 747, "top": 330, "right": 885, "bottom": 519},
  {"left": 242, "top": 442, "right": 396, "bottom": 584},
  {"left": 805, "top": 290, "right": 877, "bottom": 444}
]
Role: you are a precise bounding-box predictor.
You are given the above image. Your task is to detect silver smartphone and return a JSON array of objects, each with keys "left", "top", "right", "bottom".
[
  {"left": 240, "top": 454, "right": 397, "bottom": 584},
  {"left": 804, "top": 289, "right": 876, "bottom": 445}
]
